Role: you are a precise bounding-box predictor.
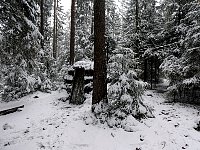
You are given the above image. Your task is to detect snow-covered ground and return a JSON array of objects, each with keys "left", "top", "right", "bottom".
[{"left": 0, "top": 89, "right": 200, "bottom": 150}]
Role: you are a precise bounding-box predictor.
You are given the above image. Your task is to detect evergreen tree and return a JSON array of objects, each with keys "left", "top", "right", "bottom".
[
  {"left": 0, "top": 0, "right": 44, "bottom": 101},
  {"left": 0, "top": 0, "right": 41, "bottom": 65},
  {"left": 121, "top": 0, "right": 161, "bottom": 86},
  {"left": 75, "top": 0, "right": 93, "bottom": 61},
  {"left": 160, "top": 0, "right": 200, "bottom": 102}
]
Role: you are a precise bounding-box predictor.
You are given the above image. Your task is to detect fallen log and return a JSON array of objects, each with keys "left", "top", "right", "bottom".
[{"left": 0, "top": 105, "right": 24, "bottom": 116}]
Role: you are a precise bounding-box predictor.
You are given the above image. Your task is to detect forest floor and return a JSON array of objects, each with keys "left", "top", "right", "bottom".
[{"left": 0, "top": 86, "right": 200, "bottom": 150}]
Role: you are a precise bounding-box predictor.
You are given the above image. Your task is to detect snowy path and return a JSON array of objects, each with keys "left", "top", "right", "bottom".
[
  {"left": 0, "top": 90, "right": 200, "bottom": 150},
  {"left": 141, "top": 90, "right": 200, "bottom": 150}
]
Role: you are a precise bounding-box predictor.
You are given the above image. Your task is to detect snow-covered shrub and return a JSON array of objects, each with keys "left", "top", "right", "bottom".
[
  {"left": 91, "top": 46, "right": 154, "bottom": 129},
  {"left": 160, "top": 55, "right": 183, "bottom": 85},
  {"left": 2, "top": 61, "right": 53, "bottom": 102},
  {"left": 159, "top": 1, "right": 200, "bottom": 104},
  {"left": 160, "top": 53, "right": 200, "bottom": 103}
]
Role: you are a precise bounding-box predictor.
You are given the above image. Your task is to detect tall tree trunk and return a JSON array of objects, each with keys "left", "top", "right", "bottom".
[
  {"left": 135, "top": 0, "right": 139, "bottom": 55},
  {"left": 56, "top": 0, "right": 59, "bottom": 57},
  {"left": 70, "top": 0, "right": 76, "bottom": 65},
  {"left": 40, "top": 0, "right": 44, "bottom": 49},
  {"left": 92, "top": 0, "right": 107, "bottom": 107},
  {"left": 53, "top": 0, "right": 57, "bottom": 59},
  {"left": 154, "top": 57, "right": 157, "bottom": 87},
  {"left": 135, "top": 0, "right": 139, "bottom": 33}
]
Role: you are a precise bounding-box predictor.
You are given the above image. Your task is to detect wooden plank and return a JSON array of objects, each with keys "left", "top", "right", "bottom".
[
  {"left": 0, "top": 105, "right": 24, "bottom": 116},
  {"left": 68, "top": 69, "right": 94, "bottom": 76}
]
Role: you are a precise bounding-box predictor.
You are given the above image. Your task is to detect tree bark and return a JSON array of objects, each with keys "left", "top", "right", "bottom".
[
  {"left": 154, "top": 57, "right": 157, "bottom": 87},
  {"left": 56, "top": 0, "right": 59, "bottom": 56},
  {"left": 135, "top": 0, "right": 139, "bottom": 33},
  {"left": 53, "top": 0, "right": 58, "bottom": 59},
  {"left": 150, "top": 57, "right": 153, "bottom": 89},
  {"left": 70, "top": 0, "right": 76, "bottom": 65},
  {"left": 40, "top": 0, "right": 44, "bottom": 49},
  {"left": 92, "top": 0, "right": 107, "bottom": 107},
  {"left": 135, "top": 0, "right": 140, "bottom": 55},
  {"left": 70, "top": 68, "right": 85, "bottom": 105}
]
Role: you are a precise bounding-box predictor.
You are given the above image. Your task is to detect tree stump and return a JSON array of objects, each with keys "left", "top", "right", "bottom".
[{"left": 70, "top": 67, "right": 85, "bottom": 105}]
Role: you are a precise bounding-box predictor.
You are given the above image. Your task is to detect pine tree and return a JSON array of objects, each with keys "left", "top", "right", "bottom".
[
  {"left": 0, "top": 0, "right": 41, "bottom": 66},
  {"left": 75, "top": 0, "right": 93, "bottom": 61},
  {"left": 159, "top": 0, "right": 200, "bottom": 103},
  {"left": 121, "top": 0, "right": 161, "bottom": 86},
  {"left": 0, "top": 0, "right": 45, "bottom": 101}
]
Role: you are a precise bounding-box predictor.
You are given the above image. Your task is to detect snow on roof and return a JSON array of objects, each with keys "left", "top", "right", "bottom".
[
  {"left": 183, "top": 76, "right": 199, "bottom": 85},
  {"left": 73, "top": 60, "right": 94, "bottom": 70}
]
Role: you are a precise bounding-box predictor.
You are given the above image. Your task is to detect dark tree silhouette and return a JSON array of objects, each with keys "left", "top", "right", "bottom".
[
  {"left": 70, "top": 0, "right": 76, "bottom": 65},
  {"left": 92, "top": 0, "right": 107, "bottom": 107},
  {"left": 53, "top": 0, "right": 58, "bottom": 59},
  {"left": 40, "top": 0, "right": 44, "bottom": 49}
]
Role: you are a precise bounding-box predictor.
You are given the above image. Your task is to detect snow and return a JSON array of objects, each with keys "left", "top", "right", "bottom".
[
  {"left": 73, "top": 61, "right": 94, "bottom": 70},
  {"left": 0, "top": 89, "right": 200, "bottom": 150},
  {"left": 183, "top": 76, "right": 199, "bottom": 85}
]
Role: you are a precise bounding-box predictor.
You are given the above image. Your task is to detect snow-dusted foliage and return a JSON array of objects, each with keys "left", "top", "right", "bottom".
[
  {"left": 2, "top": 62, "right": 54, "bottom": 102},
  {"left": 160, "top": 0, "right": 200, "bottom": 103},
  {"left": 160, "top": 55, "right": 183, "bottom": 85},
  {"left": 75, "top": 0, "right": 93, "bottom": 61},
  {"left": 0, "top": 0, "right": 55, "bottom": 101},
  {"left": 91, "top": 46, "right": 153, "bottom": 128}
]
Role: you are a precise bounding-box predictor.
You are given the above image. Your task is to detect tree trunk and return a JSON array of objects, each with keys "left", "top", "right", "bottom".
[
  {"left": 56, "top": 0, "right": 59, "bottom": 57},
  {"left": 40, "top": 0, "right": 44, "bottom": 49},
  {"left": 70, "top": 68, "right": 85, "bottom": 105},
  {"left": 135, "top": 0, "right": 139, "bottom": 33},
  {"left": 144, "top": 58, "right": 147, "bottom": 82},
  {"left": 53, "top": 0, "right": 57, "bottom": 59},
  {"left": 154, "top": 57, "right": 157, "bottom": 87},
  {"left": 92, "top": 0, "right": 107, "bottom": 107},
  {"left": 135, "top": 0, "right": 140, "bottom": 55},
  {"left": 150, "top": 57, "right": 153, "bottom": 89},
  {"left": 70, "top": 0, "right": 76, "bottom": 65}
]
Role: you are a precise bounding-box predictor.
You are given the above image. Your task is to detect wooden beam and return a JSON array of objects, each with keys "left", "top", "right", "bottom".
[{"left": 0, "top": 105, "right": 24, "bottom": 116}]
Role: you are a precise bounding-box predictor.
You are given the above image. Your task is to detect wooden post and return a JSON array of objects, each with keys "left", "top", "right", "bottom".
[{"left": 70, "top": 67, "right": 85, "bottom": 105}]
